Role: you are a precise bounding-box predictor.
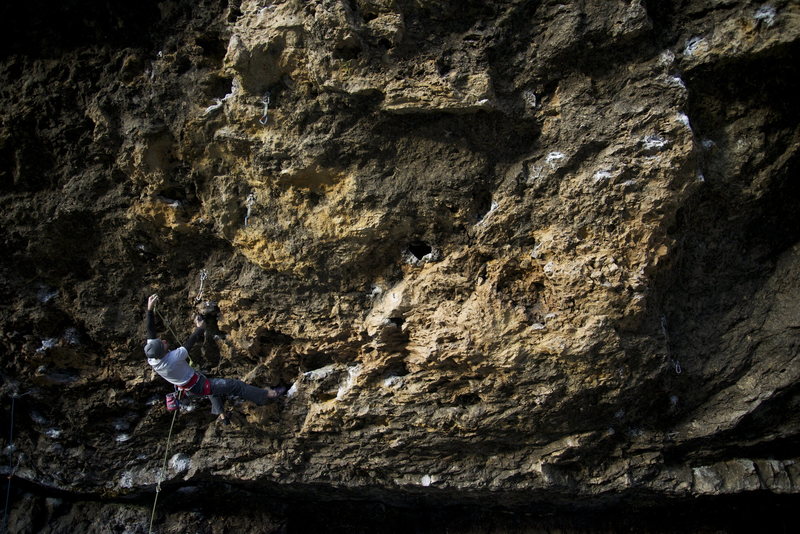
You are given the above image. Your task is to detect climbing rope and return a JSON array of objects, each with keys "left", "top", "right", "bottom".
[
  {"left": 153, "top": 305, "right": 195, "bottom": 368},
  {"left": 2, "top": 395, "right": 16, "bottom": 533},
  {"left": 2, "top": 456, "right": 19, "bottom": 534},
  {"left": 153, "top": 307, "right": 182, "bottom": 349},
  {"left": 3, "top": 462, "right": 16, "bottom": 534},
  {"left": 147, "top": 390, "right": 183, "bottom": 534},
  {"left": 3, "top": 391, "right": 30, "bottom": 534}
]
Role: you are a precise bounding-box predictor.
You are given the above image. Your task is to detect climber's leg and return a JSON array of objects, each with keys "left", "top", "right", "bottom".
[
  {"left": 208, "top": 378, "right": 269, "bottom": 406},
  {"left": 187, "top": 375, "right": 226, "bottom": 415}
]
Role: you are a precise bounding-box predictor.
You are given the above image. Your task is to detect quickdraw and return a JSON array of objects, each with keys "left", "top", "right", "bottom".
[
  {"left": 245, "top": 193, "right": 256, "bottom": 227},
  {"left": 259, "top": 92, "right": 270, "bottom": 125},
  {"left": 195, "top": 269, "right": 208, "bottom": 303}
]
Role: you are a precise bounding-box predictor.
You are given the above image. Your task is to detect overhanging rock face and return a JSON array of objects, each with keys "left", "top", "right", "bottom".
[{"left": 1, "top": 0, "right": 799, "bottom": 531}]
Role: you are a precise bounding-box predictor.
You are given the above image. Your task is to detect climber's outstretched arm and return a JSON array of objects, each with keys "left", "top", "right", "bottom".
[
  {"left": 183, "top": 315, "right": 206, "bottom": 351},
  {"left": 146, "top": 294, "right": 158, "bottom": 339}
]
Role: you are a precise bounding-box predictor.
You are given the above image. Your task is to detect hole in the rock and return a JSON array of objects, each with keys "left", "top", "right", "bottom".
[
  {"left": 384, "top": 361, "right": 409, "bottom": 378},
  {"left": 203, "top": 75, "right": 234, "bottom": 99},
  {"left": 408, "top": 241, "right": 432, "bottom": 260},
  {"left": 300, "top": 351, "right": 334, "bottom": 372},
  {"left": 174, "top": 54, "right": 192, "bottom": 75},
  {"left": 227, "top": 4, "right": 242, "bottom": 23},
  {"left": 436, "top": 57, "right": 452, "bottom": 76},
  {"left": 473, "top": 188, "right": 493, "bottom": 220},
  {"left": 195, "top": 35, "right": 227, "bottom": 62},
  {"left": 333, "top": 45, "right": 361, "bottom": 61},
  {"left": 388, "top": 317, "right": 404, "bottom": 327},
  {"left": 158, "top": 186, "right": 186, "bottom": 201},
  {"left": 258, "top": 330, "right": 294, "bottom": 346},
  {"left": 455, "top": 393, "right": 482, "bottom": 406}
]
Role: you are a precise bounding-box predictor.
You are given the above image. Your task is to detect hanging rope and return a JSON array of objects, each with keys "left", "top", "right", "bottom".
[
  {"left": 2, "top": 395, "right": 16, "bottom": 534},
  {"left": 3, "top": 391, "right": 31, "bottom": 534},
  {"left": 2, "top": 457, "right": 19, "bottom": 534},
  {"left": 153, "top": 307, "right": 181, "bottom": 346},
  {"left": 148, "top": 390, "right": 183, "bottom": 534},
  {"left": 3, "top": 391, "right": 31, "bottom": 532}
]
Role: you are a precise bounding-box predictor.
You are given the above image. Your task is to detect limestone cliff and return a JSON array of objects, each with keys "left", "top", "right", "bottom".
[{"left": 1, "top": 0, "right": 799, "bottom": 532}]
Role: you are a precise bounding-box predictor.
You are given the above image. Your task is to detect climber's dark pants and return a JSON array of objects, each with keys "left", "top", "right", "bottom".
[{"left": 186, "top": 375, "right": 268, "bottom": 415}]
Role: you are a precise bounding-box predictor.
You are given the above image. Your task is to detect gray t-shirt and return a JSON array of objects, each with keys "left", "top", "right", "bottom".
[{"left": 147, "top": 344, "right": 194, "bottom": 386}]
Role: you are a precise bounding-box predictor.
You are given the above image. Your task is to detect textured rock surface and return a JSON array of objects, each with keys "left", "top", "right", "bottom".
[{"left": 1, "top": 0, "right": 799, "bottom": 531}]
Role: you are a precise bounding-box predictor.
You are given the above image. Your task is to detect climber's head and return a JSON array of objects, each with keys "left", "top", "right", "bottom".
[{"left": 144, "top": 338, "right": 167, "bottom": 359}]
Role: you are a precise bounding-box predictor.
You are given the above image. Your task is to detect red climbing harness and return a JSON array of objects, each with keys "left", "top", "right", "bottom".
[{"left": 177, "top": 373, "right": 212, "bottom": 395}]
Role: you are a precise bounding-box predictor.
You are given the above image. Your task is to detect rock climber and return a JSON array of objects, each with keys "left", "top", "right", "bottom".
[{"left": 144, "top": 293, "right": 285, "bottom": 424}]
